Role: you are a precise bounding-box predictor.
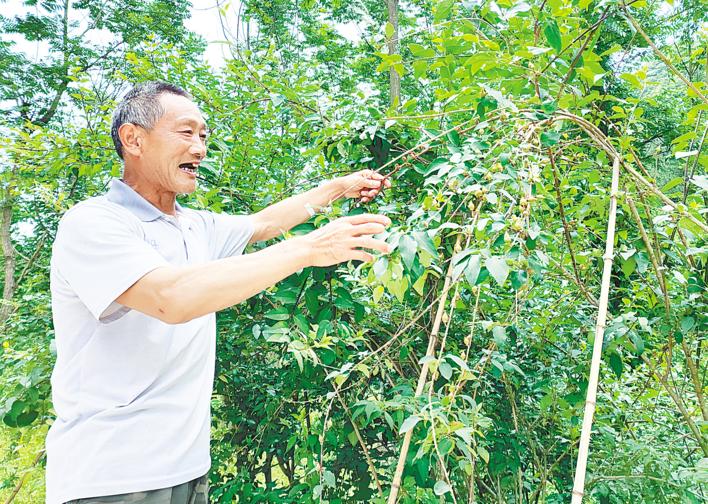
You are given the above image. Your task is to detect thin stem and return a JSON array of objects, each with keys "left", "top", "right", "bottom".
[
  {"left": 621, "top": 3, "right": 708, "bottom": 104},
  {"left": 571, "top": 156, "right": 621, "bottom": 503},
  {"left": 334, "top": 390, "right": 384, "bottom": 496},
  {"left": 388, "top": 235, "right": 462, "bottom": 504}
]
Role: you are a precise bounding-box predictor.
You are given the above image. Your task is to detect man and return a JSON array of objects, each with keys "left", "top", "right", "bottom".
[{"left": 46, "top": 81, "right": 392, "bottom": 504}]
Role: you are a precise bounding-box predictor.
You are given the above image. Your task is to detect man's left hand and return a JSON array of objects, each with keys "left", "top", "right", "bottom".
[{"left": 336, "top": 169, "right": 392, "bottom": 203}]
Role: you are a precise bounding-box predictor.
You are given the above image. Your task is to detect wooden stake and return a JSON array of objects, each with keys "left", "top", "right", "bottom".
[
  {"left": 571, "top": 156, "right": 620, "bottom": 503},
  {"left": 388, "top": 235, "right": 461, "bottom": 504}
]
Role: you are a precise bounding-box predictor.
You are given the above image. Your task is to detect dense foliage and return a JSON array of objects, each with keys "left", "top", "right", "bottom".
[{"left": 1, "top": 0, "right": 706, "bottom": 502}]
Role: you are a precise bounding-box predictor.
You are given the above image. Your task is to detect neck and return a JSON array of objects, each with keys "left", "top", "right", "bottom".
[{"left": 121, "top": 171, "right": 177, "bottom": 216}]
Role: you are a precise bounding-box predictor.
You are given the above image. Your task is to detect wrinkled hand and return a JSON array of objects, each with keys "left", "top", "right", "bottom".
[
  {"left": 337, "top": 169, "right": 392, "bottom": 203},
  {"left": 303, "top": 214, "right": 392, "bottom": 267}
]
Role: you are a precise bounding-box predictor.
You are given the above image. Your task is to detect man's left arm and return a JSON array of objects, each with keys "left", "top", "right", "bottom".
[{"left": 249, "top": 169, "right": 391, "bottom": 243}]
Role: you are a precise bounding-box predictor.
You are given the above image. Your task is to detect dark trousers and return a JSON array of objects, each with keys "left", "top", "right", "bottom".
[{"left": 65, "top": 474, "right": 208, "bottom": 504}]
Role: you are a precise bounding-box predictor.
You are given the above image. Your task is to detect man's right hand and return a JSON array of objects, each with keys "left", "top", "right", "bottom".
[
  {"left": 116, "top": 213, "right": 392, "bottom": 324},
  {"left": 301, "top": 214, "right": 392, "bottom": 267}
]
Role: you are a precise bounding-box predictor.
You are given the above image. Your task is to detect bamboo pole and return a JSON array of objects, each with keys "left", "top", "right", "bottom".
[
  {"left": 388, "top": 235, "right": 461, "bottom": 504},
  {"left": 571, "top": 156, "right": 621, "bottom": 503}
]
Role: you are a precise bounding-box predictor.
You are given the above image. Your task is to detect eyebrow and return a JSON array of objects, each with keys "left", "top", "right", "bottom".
[{"left": 176, "top": 117, "right": 208, "bottom": 131}]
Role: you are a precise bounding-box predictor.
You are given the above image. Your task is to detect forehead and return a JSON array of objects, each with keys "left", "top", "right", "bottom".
[{"left": 157, "top": 93, "right": 206, "bottom": 127}]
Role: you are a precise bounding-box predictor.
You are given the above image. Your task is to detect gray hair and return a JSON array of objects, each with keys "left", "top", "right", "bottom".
[{"left": 111, "top": 81, "right": 191, "bottom": 159}]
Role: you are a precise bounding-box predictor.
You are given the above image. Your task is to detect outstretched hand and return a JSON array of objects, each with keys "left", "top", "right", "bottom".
[
  {"left": 337, "top": 169, "right": 392, "bottom": 203},
  {"left": 303, "top": 213, "right": 392, "bottom": 266}
]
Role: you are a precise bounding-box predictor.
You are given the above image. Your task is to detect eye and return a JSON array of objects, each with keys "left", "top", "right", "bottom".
[{"left": 179, "top": 129, "right": 193, "bottom": 135}]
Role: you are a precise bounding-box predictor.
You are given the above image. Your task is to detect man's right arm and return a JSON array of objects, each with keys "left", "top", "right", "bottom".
[{"left": 116, "top": 214, "right": 391, "bottom": 324}]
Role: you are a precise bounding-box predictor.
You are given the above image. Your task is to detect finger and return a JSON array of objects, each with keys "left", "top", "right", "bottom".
[
  {"left": 360, "top": 197, "right": 371, "bottom": 203},
  {"left": 362, "top": 178, "right": 383, "bottom": 189},
  {"left": 354, "top": 237, "right": 392, "bottom": 254},
  {"left": 383, "top": 178, "right": 392, "bottom": 188},
  {"left": 349, "top": 222, "right": 388, "bottom": 236},
  {"left": 345, "top": 213, "right": 392, "bottom": 226},
  {"left": 349, "top": 250, "right": 375, "bottom": 263},
  {"left": 357, "top": 169, "right": 374, "bottom": 178}
]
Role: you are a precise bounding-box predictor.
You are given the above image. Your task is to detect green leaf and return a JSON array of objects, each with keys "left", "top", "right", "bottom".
[
  {"left": 486, "top": 256, "right": 510, "bottom": 286},
  {"left": 399, "top": 235, "right": 418, "bottom": 270},
  {"left": 434, "top": 0, "right": 454, "bottom": 22},
  {"left": 510, "top": 270, "right": 528, "bottom": 290},
  {"left": 373, "top": 256, "right": 389, "bottom": 278},
  {"left": 433, "top": 480, "right": 451, "bottom": 495},
  {"left": 385, "top": 22, "right": 394, "bottom": 39},
  {"left": 540, "top": 131, "right": 561, "bottom": 146},
  {"left": 690, "top": 174, "right": 708, "bottom": 191},
  {"left": 2, "top": 400, "right": 38, "bottom": 428},
  {"left": 454, "top": 427, "right": 474, "bottom": 444},
  {"left": 621, "top": 257, "right": 636, "bottom": 278},
  {"left": 478, "top": 446, "right": 490, "bottom": 464},
  {"left": 439, "top": 361, "right": 453, "bottom": 380},
  {"left": 452, "top": 251, "right": 472, "bottom": 282},
  {"left": 681, "top": 316, "right": 695, "bottom": 334},
  {"left": 265, "top": 329, "right": 290, "bottom": 344},
  {"left": 464, "top": 255, "right": 482, "bottom": 285},
  {"left": 631, "top": 333, "right": 645, "bottom": 355},
  {"left": 448, "top": 128, "right": 461, "bottom": 146},
  {"left": 388, "top": 276, "right": 409, "bottom": 302},
  {"left": 399, "top": 415, "right": 421, "bottom": 434},
  {"left": 264, "top": 308, "right": 290, "bottom": 321},
  {"left": 662, "top": 177, "right": 684, "bottom": 193},
  {"left": 413, "top": 273, "right": 427, "bottom": 295},
  {"left": 412, "top": 60, "right": 428, "bottom": 78},
  {"left": 446, "top": 354, "right": 470, "bottom": 371},
  {"left": 413, "top": 231, "right": 438, "bottom": 258},
  {"left": 492, "top": 326, "right": 507, "bottom": 347},
  {"left": 608, "top": 352, "right": 623, "bottom": 378},
  {"left": 409, "top": 43, "right": 435, "bottom": 58},
  {"left": 619, "top": 72, "right": 642, "bottom": 89},
  {"left": 543, "top": 20, "right": 562, "bottom": 53},
  {"left": 323, "top": 469, "right": 336, "bottom": 488}
]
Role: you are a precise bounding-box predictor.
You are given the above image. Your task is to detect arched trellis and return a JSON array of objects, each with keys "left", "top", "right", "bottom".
[
  {"left": 378, "top": 110, "right": 624, "bottom": 504},
  {"left": 327, "top": 108, "right": 707, "bottom": 503}
]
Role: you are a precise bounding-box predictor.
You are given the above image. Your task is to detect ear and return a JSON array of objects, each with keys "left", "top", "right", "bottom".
[{"left": 118, "top": 123, "right": 144, "bottom": 158}]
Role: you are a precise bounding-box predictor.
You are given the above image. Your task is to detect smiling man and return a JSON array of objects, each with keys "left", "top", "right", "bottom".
[{"left": 46, "top": 81, "right": 392, "bottom": 504}]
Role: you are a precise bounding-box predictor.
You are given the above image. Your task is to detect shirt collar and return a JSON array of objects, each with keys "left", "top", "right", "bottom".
[{"left": 106, "top": 179, "right": 183, "bottom": 222}]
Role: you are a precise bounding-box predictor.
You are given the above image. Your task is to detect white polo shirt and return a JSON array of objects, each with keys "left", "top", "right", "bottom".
[{"left": 46, "top": 179, "right": 254, "bottom": 504}]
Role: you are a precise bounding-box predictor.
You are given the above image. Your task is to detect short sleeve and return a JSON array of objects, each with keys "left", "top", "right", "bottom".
[
  {"left": 52, "top": 203, "right": 169, "bottom": 321},
  {"left": 207, "top": 212, "right": 255, "bottom": 259}
]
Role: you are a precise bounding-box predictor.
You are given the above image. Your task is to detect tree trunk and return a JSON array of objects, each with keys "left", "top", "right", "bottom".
[
  {"left": 0, "top": 199, "right": 16, "bottom": 326},
  {"left": 387, "top": 0, "right": 401, "bottom": 108}
]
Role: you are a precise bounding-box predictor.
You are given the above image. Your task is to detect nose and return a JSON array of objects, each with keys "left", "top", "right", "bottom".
[{"left": 189, "top": 136, "right": 207, "bottom": 160}]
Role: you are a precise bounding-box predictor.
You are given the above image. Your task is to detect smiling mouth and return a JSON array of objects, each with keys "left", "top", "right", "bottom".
[{"left": 179, "top": 162, "right": 199, "bottom": 174}]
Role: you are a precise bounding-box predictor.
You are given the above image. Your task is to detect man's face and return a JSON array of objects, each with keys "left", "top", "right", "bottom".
[{"left": 139, "top": 93, "right": 208, "bottom": 195}]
